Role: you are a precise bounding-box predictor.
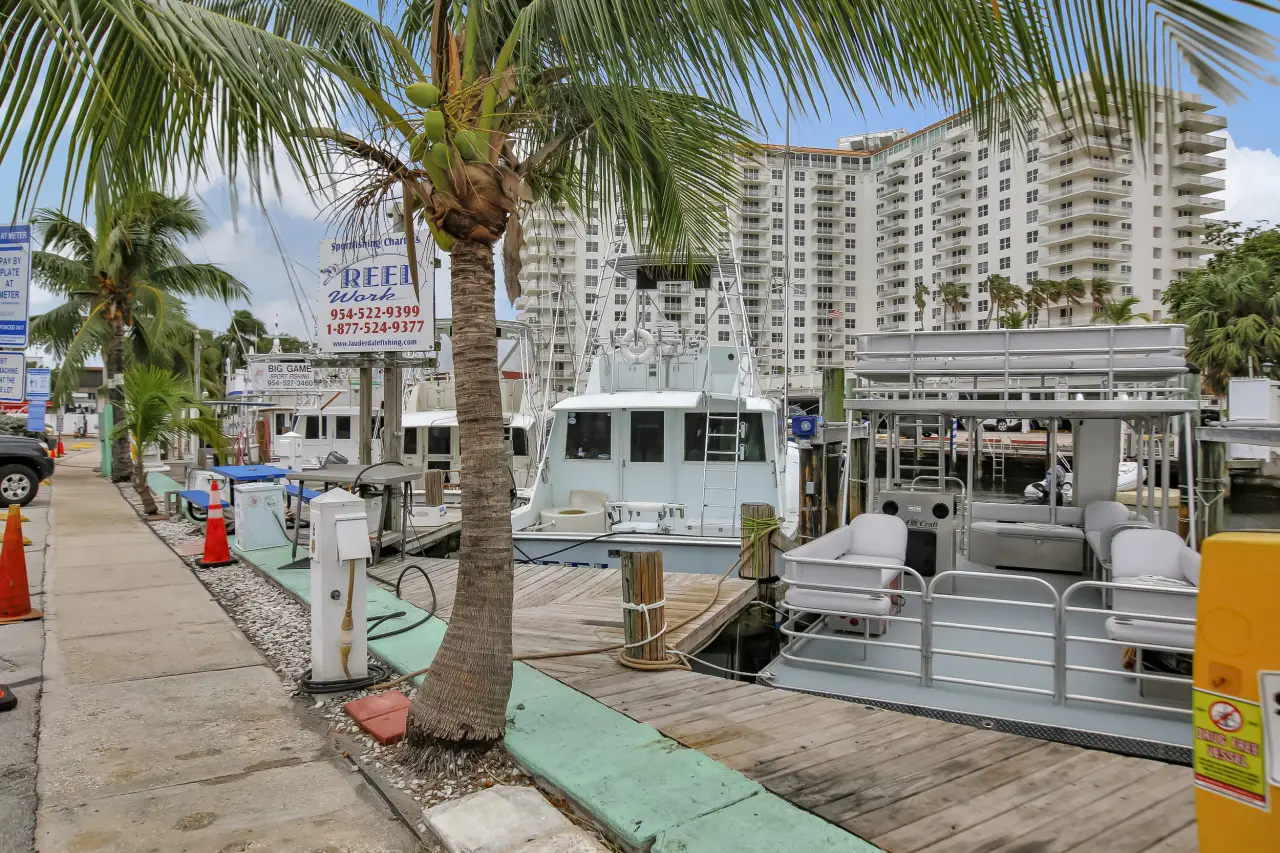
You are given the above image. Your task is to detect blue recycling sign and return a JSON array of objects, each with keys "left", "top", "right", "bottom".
[{"left": 0, "top": 225, "right": 30, "bottom": 348}]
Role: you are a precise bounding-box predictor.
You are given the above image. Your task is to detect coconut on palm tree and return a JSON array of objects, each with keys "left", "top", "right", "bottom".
[
  {"left": 1093, "top": 296, "right": 1152, "bottom": 325},
  {"left": 118, "top": 365, "right": 226, "bottom": 514},
  {"left": 29, "top": 191, "right": 246, "bottom": 480},
  {"left": 1163, "top": 257, "right": 1280, "bottom": 392},
  {"left": 6, "top": 0, "right": 1278, "bottom": 767}
]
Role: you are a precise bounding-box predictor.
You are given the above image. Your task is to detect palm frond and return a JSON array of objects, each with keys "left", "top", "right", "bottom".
[
  {"left": 146, "top": 263, "right": 249, "bottom": 302},
  {"left": 30, "top": 251, "right": 93, "bottom": 295}
]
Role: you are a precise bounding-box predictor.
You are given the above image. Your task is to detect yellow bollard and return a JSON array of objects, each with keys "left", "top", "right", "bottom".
[{"left": 1193, "top": 532, "right": 1280, "bottom": 851}]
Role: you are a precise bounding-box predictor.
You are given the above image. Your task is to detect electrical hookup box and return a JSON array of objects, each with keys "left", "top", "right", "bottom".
[{"left": 232, "top": 482, "right": 290, "bottom": 552}]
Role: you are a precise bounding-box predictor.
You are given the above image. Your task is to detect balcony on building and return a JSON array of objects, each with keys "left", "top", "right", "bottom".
[
  {"left": 1043, "top": 244, "right": 1131, "bottom": 265},
  {"left": 877, "top": 267, "right": 909, "bottom": 285},
  {"left": 1041, "top": 223, "right": 1125, "bottom": 247},
  {"left": 812, "top": 206, "right": 839, "bottom": 222},
  {"left": 1040, "top": 180, "right": 1129, "bottom": 204},
  {"left": 878, "top": 231, "right": 910, "bottom": 253},
  {"left": 938, "top": 251, "right": 971, "bottom": 270},
  {"left": 1171, "top": 172, "right": 1226, "bottom": 193},
  {"left": 1172, "top": 254, "right": 1207, "bottom": 273},
  {"left": 1040, "top": 202, "right": 1128, "bottom": 224},
  {"left": 1173, "top": 152, "right": 1226, "bottom": 173},
  {"left": 1175, "top": 131, "right": 1227, "bottom": 155},
  {"left": 741, "top": 185, "right": 769, "bottom": 199},
  {"left": 513, "top": 295, "right": 530, "bottom": 310},
  {"left": 740, "top": 171, "right": 768, "bottom": 185},
  {"left": 1043, "top": 155, "right": 1131, "bottom": 182},
  {"left": 1175, "top": 195, "right": 1225, "bottom": 214},
  {"left": 882, "top": 168, "right": 909, "bottom": 188},
  {"left": 934, "top": 145, "right": 969, "bottom": 164},
  {"left": 1053, "top": 134, "right": 1132, "bottom": 158},
  {"left": 935, "top": 233, "right": 972, "bottom": 251},
  {"left": 877, "top": 214, "right": 909, "bottom": 233},
  {"left": 1045, "top": 112, "right": 1126, "bottom": 140},
  {"left": 1173, "top": 234, "right": 1206, "bottom": 252},
  {"left": 877, "top": 183, "right": 909, "bottom": 204},
  {"left": 739, "top": 216, "right": 768, "bottom": 233},
  {"left": 877, "top": 318, "right": 908, "bottom": 332},
  {"left": 941, "top": 214, "right": 971, "bottom": 234},
  {"left": 935, "top": 158, "right": 971, "bottom": 182},
  {"left": 1173, "top": 213, "right": 1209, "bottom": 232},
  {"left": 938, "top": 178, "right": 971, "bottom": 200},
  {"left": 877, "top": 199, "right": 909, "bottom": 216},
  {"left": 1176, "top": 109, "right": 1227, "bottom": 133},
  {"left": 937, "top": 195, "right": 971, "bottom": 216}
]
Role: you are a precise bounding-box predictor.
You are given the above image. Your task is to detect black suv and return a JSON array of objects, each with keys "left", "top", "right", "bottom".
[{"left": 0, "top": 435, "right": 54, "bottom": 506}]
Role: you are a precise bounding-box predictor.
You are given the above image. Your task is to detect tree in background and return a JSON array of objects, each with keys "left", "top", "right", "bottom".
[
  {"left": 1056, "top": 277, "right": 1087, "bottom": 326},
  {"left": 1093, "top": 296, "right": 1151, "bottom": 326},
  {"left": 1089, "top": 278, "right": 1116, "bottom": 314},
  {"left": 118, "top": 365, "right": 226, "bottom": 514},
  {"left": 29, "top": 192, "right": 246, "bottom": 480},
  {"left": 913, "top": 282, "right": 928, "bottom": 331},
  {"left": 6, "top": 0, "right": 1276, "bottom": 770},
  {"left": 999, "top": 309, "right": 1030, "bottom": 329},
  {"left": 1164, "top": 255, "right": 1280, "bottom": 392},
  {"left": 1022, "top": 280, "right": 1049, "bottom": 327},
  {"left": 983, "top": 274, "right": 1020, "bottom": 326},
  {"left": 218, "top": 309, "right": 271, "bottom": 369},
  {"left": 940, "top": 282, "right": 968, "bottom": 328}
]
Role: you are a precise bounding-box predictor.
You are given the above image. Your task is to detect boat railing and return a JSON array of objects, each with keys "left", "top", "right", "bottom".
[
  {"left": 778, "top": 570, "right": 1196, "bottom": 716},
  {"left": 778, "top": 567, "right": 928, "bottom": 684},
  {"left": 1057, "top": 579, "right": 1196, "bottom": 717},
  {"left": 925, "top": 571, "right": 1060, "bottom": 699}
]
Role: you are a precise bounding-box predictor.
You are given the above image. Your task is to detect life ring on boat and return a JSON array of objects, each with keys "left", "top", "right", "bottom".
[{"left": 618, "top": 328, "right": 657, "bottom": 365}]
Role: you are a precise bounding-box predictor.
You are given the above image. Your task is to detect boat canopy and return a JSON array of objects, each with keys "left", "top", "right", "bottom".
[{"left": 552, "top": 391, "right": 774, "bottom": 412}]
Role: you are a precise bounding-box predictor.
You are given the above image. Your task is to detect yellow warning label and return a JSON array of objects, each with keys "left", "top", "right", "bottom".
[{"left": 1194, "top": 688, "right": 1269, "bottom": 812}]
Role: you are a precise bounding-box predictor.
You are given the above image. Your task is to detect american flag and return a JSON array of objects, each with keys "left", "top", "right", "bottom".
[{"left": 828, "top": 308, "right": 844, "bottom": 320}]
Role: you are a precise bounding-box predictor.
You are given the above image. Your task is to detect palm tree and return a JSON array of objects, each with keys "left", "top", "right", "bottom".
[
  {"left": 1088, "top": 278, "right": 1116, "bottom": 315},
  {"left": 1057, "top": 276, "right": 1086, "bottom": 326},
  {"left": 940, "top": 282, "right": 968, "bottom": 328},
  {"left": 1163, "top": 257, "right": 1280, "bottom": 392},
  {"left": 6, "top": 0, "right": 1276, "bottom": 768},
  {"left": 219, "top": 310, "right": 270, "bottom": 369},
  {"left": 1037, "top": 278, "right": 1065, "bottom": 327},
  {"left": 999, "top": 309, "right": 1030, "bottom": 329},
  {"left": 982, "top": 274, "right": 1019, "bottom": 326},
  {"left": 1023, "top": 279, "right": 1051, "bottom": 328},
  {"left": 1093, "top": 296, "right": 1152, "bottom": 325},
  {"left": 29, "top": 191, "right": 247, "bottom": 480},
  {"left": 913, "top": 283, "right": 928, "bottom": 331},
  {"left": 118, "top": 365, "right": 226, "bottom": 515}
]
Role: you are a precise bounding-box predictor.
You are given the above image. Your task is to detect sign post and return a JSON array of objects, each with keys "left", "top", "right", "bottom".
[{"left": 0, "top": 225, "right": 30, "bottom": 348}]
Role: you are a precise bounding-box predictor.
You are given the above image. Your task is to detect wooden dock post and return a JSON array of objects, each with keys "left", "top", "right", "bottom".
[
  {"left": 620, "top": 550, "right": 667, "bottom": 664},
  {"left": 739, "top": 502, "right": 778, "bottom": 580},
  {"left": 423, "top": 469, "right": 445, "bottom": 505}
]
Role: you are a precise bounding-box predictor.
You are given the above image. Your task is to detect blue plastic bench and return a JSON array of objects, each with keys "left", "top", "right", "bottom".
[{"left": 283, "top": 484, "right": 321, "bottom": 502}]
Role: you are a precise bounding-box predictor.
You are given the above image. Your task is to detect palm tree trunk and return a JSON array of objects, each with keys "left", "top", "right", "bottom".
[
  {"left": 133, "top": 456, "right": 158, "bottom": 515},
  {"left": 405, "top": 237, "right": 513, "bottom": 768},
  {"left": 106, "top": 320, "right": 131, "bottom": 482}
]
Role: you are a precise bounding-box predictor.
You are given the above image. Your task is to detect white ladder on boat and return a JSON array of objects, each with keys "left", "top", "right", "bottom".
[
  {"left": 891, "top": 414, "right": 947, "bottom": 486},
  {"left": 699, "top": 403, "right": 744, "bottom": 531}
]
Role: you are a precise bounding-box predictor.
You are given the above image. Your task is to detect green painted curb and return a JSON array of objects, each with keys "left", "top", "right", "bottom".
[{"left": 234, "top": 539, "right": 880, "bottom": 851}]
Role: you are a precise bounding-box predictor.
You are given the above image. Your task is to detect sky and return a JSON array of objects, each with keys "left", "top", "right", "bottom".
[{"left": 6, "top": 6, "right": 1280, "bottom": 350}]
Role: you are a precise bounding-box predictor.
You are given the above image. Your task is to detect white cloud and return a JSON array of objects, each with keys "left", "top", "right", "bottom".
[{"left": 1222, "top": 133, "right": 1280, "bottom": 227}]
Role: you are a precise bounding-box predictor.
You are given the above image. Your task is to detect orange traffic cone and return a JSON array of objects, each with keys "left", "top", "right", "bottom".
[
  {"left": 55, "top": 438, "right": 65, "bottom": 458},
  {"left": 198, "top": 481, "right": 235, "bottom": 568},
  {"left": 0, "top": 504, "right": 40, "bottom": 624}
]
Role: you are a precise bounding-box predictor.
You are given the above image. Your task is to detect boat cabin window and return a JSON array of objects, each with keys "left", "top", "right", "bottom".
[
  {"left": 565, "top": 412, "right": 611, "bottom": 460},
  {"left": 427, "top": 427, "right": 451, "bottom": 455},
  {"left": 303, "top": 415, "right": 320, "bottom": 440},
  {"left": 334, "top": 416, "right": 352, "bottom": 440},
  {"left": 506, "top": 427, "right": 528, "bottom": 457},
  {"left": 274, "top": 413, "right": 287, "bottom": 435},
  {"left": 403, "top": 427, "right": 418, "bottom": 455},
  {"left": 630, "top": 411, "right": 665, "bottom": 462},
  {"left": 683, "top": 412, "right": 767, "bottom": 462}
]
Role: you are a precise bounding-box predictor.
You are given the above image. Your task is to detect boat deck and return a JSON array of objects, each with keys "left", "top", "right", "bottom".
[
  {"left": 533, "top": 655, "right": 1199, "bottom": 853},
  {"left": 365, "top": 557, "right": 757, "bottom": 656}
]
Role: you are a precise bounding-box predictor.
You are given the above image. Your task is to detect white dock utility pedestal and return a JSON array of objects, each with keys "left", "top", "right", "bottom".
[
  {"left": 276, "top": 430, "right": 303, "bottom": 471},
  {"left": 309, "top": 488, "right": 374, "bottom": 682}
]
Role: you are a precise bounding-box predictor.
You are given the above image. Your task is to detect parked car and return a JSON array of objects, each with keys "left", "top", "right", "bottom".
[{"left": 0, "top": 435, "right": 55, "bottom": 506}]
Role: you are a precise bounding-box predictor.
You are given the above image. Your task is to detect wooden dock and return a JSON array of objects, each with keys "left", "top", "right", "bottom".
[
  {"left": 533, "top": 656, "right": 1198, "bottom": 853},
  {"left": 366, "top": 557, "right": 757, "bottom": 657},
  {"left": 370, "top": 558, "right": 1196, "bottom": 852}
]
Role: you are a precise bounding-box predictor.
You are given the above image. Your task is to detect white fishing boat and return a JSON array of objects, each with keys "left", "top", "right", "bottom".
[
  {"left": 762, "top": 325, "right": 1204, "bottom": 763},
  {"left": 511, "top": 254, "right": 799, "bottom": 573}
]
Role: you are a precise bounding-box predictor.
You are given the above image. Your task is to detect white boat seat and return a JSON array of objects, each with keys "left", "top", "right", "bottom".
[
  {"left": 1105, "top": 615, "right": 1196, "bottom": 649},
  {"left": 1084, "top": 501, "right": 1149, "bottom": 567},
  {"left": 784, "top": 585, "right": 898, "bottom": 617},
  {"left": 782, "top": 514, "right": 910, "bottom": 590},
  {"left": 1109, "top": 529, "right": 1200, "bottom": 620}
]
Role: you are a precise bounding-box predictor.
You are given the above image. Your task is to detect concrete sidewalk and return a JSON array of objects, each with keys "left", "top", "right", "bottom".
[{"left": 36, "top": 459, "right": 421, "bottom": 852}]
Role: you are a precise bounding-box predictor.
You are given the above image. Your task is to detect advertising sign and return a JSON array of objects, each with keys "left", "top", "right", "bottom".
[
  {"left": 0, "top": 225, "right": 31, "bottom": 347},
  {"left": 247, "top": 359, "right": 314, "bottom": 393},
  {"left": 0, "top": 352, "right": 25, "bottom": 402},
  {"left": 26, "top": 367, "right": 50, "bottom": 400},
  {"left": 316, "top": 233, "right": 433, "bottom": 353}
]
